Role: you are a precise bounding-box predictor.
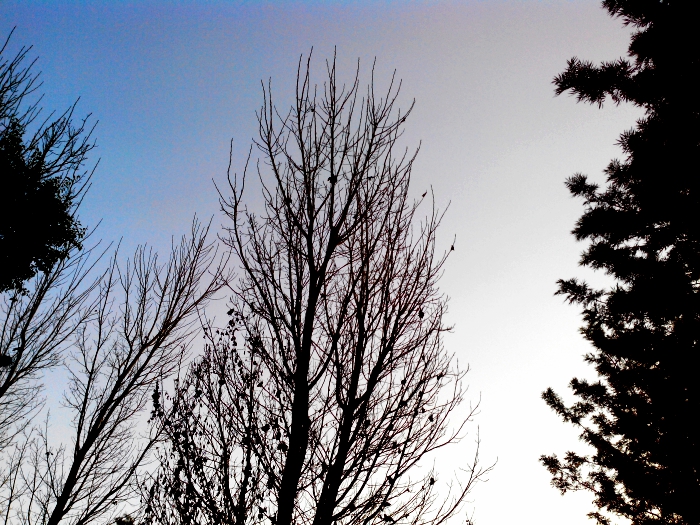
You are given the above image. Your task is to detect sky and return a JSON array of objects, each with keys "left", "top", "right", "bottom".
[{"left": 1, "top": 2, "right": 643, "bottom": 524}]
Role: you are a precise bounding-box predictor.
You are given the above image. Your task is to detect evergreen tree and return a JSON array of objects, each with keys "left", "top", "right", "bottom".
[
  {"left": 541, "top": 2, "right": 700, "bottom": 524},
  {"left": 0, "top": 32, "right": 94, "bottom": 294}
]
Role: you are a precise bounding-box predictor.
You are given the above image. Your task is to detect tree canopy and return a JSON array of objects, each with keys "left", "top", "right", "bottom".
[
  {"left": 541, "top": 1, "right": 700, "bottom": 524},
  {"left": 0, "top": 33, "right": 93, "bottom": 294}
]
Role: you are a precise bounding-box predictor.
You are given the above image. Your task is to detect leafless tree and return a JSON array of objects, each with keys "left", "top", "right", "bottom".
[
  {"left": 145, "top": 54, "right": 491, "bottom": 525},
  {"left": 0, "top": 244, "right": 100, "bottom": 453},
  {"left": 1, "top": 221, "right": 227, "bottom": 525}
]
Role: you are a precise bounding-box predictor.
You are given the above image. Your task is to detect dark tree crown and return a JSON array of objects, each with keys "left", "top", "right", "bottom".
[
  {"left": 0, "top": 33, "right": 94, "bottom": 294},
  {"left": 542, "top": 2, "right": 700, "bottom": 524}
]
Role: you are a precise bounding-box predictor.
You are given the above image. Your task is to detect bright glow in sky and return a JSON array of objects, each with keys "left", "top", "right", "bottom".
[{"left": 2, "top": 2, "right": 642, "bottom": 524}]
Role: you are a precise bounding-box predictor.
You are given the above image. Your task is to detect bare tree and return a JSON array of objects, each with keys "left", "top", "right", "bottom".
[
  {"left": 146, "top": 54, "right": 490, "bottom": 525},
  {"left": 1, "top": 221, "right": 227, "bottom": 525},
  {"left": 0, "top": 243, "right": 100, "bottom": 453}
]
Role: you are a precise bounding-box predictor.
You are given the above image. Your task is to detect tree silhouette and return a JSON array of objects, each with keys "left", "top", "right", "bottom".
[
  {"left": 0, "top": 31, "right": 94, "bottom": 294},
  {"left": 1, "top": 221, "right": 226, "bottom": 525},
  {"left": 145, "top": 54, "right": 489, "bottom": 525},
  {"left": 1, "top": 31, "right": 97, "bottom": 455},
  {"left": 541, "top": 2, "right": 700, "bottom": 524},
  {"left": 1, "top": 31, "right": 227, "bottom": 525}
]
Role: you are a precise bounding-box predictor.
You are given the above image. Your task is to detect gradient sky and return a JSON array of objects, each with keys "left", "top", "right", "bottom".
[{"left": 2, "top": 2, "right": 642, "bottom": 524}]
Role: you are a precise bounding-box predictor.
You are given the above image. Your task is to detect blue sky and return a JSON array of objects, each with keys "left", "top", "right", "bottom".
[{"left": 2, "top": 2, "right": 641, "bottom": 523}]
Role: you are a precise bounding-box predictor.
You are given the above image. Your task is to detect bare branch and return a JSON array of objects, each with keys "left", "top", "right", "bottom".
[
  {"left": 3, "top": 220, "right": 228, "bottom": 525},
  {"left": 150, "top": 54, "right": 489, "bottom": 525}
]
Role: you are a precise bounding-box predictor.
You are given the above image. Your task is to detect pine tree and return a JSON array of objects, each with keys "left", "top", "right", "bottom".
[{"left": 541, "top": 2, "right": 700, "bottom": 524}]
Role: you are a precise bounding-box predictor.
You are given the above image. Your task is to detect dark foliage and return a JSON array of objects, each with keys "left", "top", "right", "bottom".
[
  {"left": 0, "top": 32, "right": 94, "bottom": 294},
  {"left": 542, "top": 2, "right": 700, "bottom": 524}
]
